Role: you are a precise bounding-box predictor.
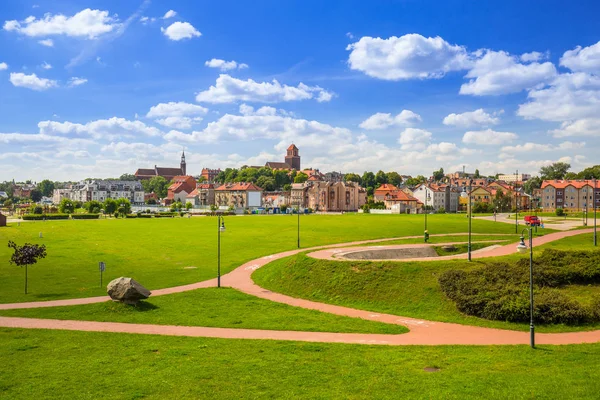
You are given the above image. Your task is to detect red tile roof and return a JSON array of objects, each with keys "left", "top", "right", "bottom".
[
  {"left": 541, "top": 180, "right": 596, "bottom": 189},
  {"left": 374, "top": 183, "right": 399, "bottom": 193},
  {"left": 384, "top": 190, "right": 418, "bottom": 202},
  {"left": 215, "top": 182, "right": 264, "bottom": 191}
]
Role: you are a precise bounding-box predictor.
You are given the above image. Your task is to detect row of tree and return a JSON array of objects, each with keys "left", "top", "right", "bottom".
[{"left": 58, "top": 198, "right": 132, "bottom": 215}]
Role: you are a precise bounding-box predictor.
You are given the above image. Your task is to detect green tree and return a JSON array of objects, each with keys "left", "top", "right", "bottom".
[
  {"left": 8, "top": 240, "right": 47, "bottom": 294},
  {"left": 386, "top": 172, "right": 402, "bottom": 187},
  {"left": 273, "top": 170, "right": 291, "bottom": 188},
  {"left": 283, "top": 184, "right": 292, "bottom": 191},
  {"left": 256, "top": 176, "right": 276, "bottom": 191},
  {"left": 432, "top": 168, "right": 445, "bottom": 182},
  {"left": 576, "top": 165, "right": 600, "bottom": 179},
  {"left": 540, "top": 162, "right": 571, "bottom": 180},
  {"left": 474, "top": 169, "right": 481, "bottom": 179},
  {"left": 38, "top": 179, "right": 55, "bottom": 197},
  {"left": 83, "top": 200, "right": 102, "bottom": 214},
  {"left": 375, "top": 170, "right": 388, "bottom": 186},
  {"left": 344, "top": 173, "right": 362, "bottom": 184},
  {"left": 145, "top": 176, "right": 169, "bottom": 198},
  {"left": 29, "top": 189, "right": 43, "bottom": 203},
  {"left": 361, "top": 171, "right": 376, "bottom": 192},
  {"left": 58, "top": 198, "right": 74, "bottom": 214},
  {"left": 237, "top": 167, "right": 259, "bottom": 183},
  {"left": 103, "top": 198, "right": 118, "bottom": 214},
  {"left": 294, "top": 172, "right": 309, "bottom": 183},
  {"left": 115, "top": 198, "right": 132, "bottom": 215},
  {"left": 523, "top": 176, "right": 542, "bottom": 195},
  {"left": 185, "top": 201, "right": 193, "bottom": 210},
  {"left": 119, "top": 173, "right": 137, "bottom": 181}
]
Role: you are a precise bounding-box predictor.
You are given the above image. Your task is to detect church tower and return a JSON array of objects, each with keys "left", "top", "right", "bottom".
[
  {"left": 180, "top": 151, "right": 187, "bottom": 175},
  {"left": 285, "top": 144, "right": 301, "bottom": 170}
]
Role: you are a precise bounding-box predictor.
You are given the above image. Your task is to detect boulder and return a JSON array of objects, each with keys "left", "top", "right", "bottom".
[
  {"left": 107, "top": 277, "right": 151, "bottom": 305},
  {"left": 441, "top": 245, "right": 458, "bottom": 252}
]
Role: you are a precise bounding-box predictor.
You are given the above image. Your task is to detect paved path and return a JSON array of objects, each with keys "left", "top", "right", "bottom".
[
  {"left": 476, "top": 213, "right": 590, "bottom": 231},
  {"left": 1, "top": 229, "right": 599, "bottom": 346}
]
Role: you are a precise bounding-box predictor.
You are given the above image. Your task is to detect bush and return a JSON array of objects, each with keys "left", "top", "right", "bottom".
[
  {"left": 125, "top": 214, "right": 138, "bottom": 219},
  {"left": 556, "top": 208, "right": 565, "bottom": 217},
  {"left": 71, "top": 214, "right": 100, "bottom": 219},
  {"left": 31, "top": 206, "right": 44, "bottom": 215},
  {"left": 439, "top": 249, "right": 600, "bottom": 325},
  {"left": 22, "top": 214, "right": 69, "bottom": 220},
  {"left": 436, "top": 207, "right": 446, "bottom": 214},
  {"left": 157, "top": 212, "right": 176, "bottom": 217},
  {"left": 137, "top": 214, "right": 152, "bottom": 218}
]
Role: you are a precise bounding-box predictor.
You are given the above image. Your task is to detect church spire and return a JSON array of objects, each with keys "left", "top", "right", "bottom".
[{"left": 180, "top": 149, "right": 187, "bottom": 175}]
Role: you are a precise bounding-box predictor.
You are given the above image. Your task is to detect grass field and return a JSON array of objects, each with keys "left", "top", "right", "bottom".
[
  {"left": 253, "top": 233, "right": 600, "bottom": 333},
  {"left": 0, "top": 288, "right": 406, "bottom": 334},
  {"left": 1, "top": 328, "right": 599, "bottom": 399},
  {"left": 0, "top": 214, "right": 529, "bottom": 304}
]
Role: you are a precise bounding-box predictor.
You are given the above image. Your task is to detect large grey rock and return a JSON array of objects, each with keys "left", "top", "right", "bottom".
[{"left": 107, "top": 277, "right": 151, "bottom": 305}]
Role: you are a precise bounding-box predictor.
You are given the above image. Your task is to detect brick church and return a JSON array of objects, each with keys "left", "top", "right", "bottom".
[
  {"left": 134, "top": 151, "right": 187, "bottom": 181},
  {"left": 265, "top": 144, "right": 301, "bottom": 170}
]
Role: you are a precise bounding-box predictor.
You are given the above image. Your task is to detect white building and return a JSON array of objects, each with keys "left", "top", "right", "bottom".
[
  {"left": 413, "top": 184, "right": 460, "bottom": 212},
  {"left": 498, "top": 173, "right": 531, "bottom": 182},
  {"left": 53, "top": 180, "right": 145, "bottom": 205}
]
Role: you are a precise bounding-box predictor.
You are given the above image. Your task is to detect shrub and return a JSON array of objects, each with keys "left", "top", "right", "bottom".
[
  {"left": 436, "top": 207, "right": 446, "bottom": 214},
  {"left": 31, "top": 206, "right": 44, "bottom": 215},
  {"left": 125, "top": 214, "right": 138, "bottom": 219},
  {"left": 137, "top": 214, "right": 152, "bottom": 218},
  {"left": 22, "top": 214, "right": 69, "bottom": 220},
  {"left": 71, "top": 214, "right": 100, "bottom": 220},
  {"left": 439, "top": 249, "right": 600, "bottom": 325},
  {"left": 556, "top": 208, "right": 565, "bottom": 217}
]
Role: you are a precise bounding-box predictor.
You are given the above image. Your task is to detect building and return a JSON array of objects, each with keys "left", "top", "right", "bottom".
[
  {"left": 382, "top": 190, "right": 422, "bottom": 214},
  {"left": 262, "top": 192, "right": 289, "bottom": 208},
  {"left": 373, "top": 184, "right": 399, "bottom": 202},
  {"left": 215, "top": 182, "right": 264, "bottom": 209},
  {"left": 324, "top": 171, "right": 344, "bottom": 183},
  {"left": 0, "top": 212, "right": 6, "bottom": 227},
  {"left": 54, "top": 180, "right": 145, "bottom": 204},
  {"left": 291, "top": 180, "right": 366, "bottom": 212},
  {"left": 541, "top": 180, "right": 600, "bottom": 212},
  {"left": 498, "top": 173, "right": 531, "bottom": 182},
  {"left": 264, "top": 144, "right": 301, "bottom": 170},
  {"left": 135, "top": 151, "right": 187, "bottom": 181},
  {"left": 200, "top": 168, "right": 221, "bottom": 183},
  {"left": 186, "top": 183, "right": 215, "bottom": 207},
  {"left": 412, "top": 184, "right": 460, "bottom": 213},
  {"left": 13, "top": 183, "right": 36, "bottom": 198},
  {"left": 166, "top": 176, "right": 197, "bottom": 204},
  {"left": 0, "top": 191, "right": 9, "bottom": 199}
]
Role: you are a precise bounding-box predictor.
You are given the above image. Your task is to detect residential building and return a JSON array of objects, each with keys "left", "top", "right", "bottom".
[
  {"left": 186, "top": 183, "right": 215, "bottom": 207},
  {"left": 382, "top": 190, "right": 422, "bottom": 214},
  {"left": 324, "top": 171, "right": 344, "bottom": 183},
  {"left": 167, "top": 176, "right": 197, "bottom": 204},
  {"left": 215, "top": 182, "right": 264, "bottom": 209},
  {"left": 498, "top": 173, "right": 531, "bottom": 182},
  {"left": 262, "top": 192, "right": 289, "bottom": 208},
  {"left": 541, "top": 180, "right": 600, "bottom": 212},
  {"left": 13, "top": 183, "right": 36, "bottom": 198},
  {"left": 200, "top": 168, "right": 221, "bottom": 183},
  {"left": 291, "top": 180, "right": 366, "bottom": 212},
  {"left": 412, "top": 184, "right": 460, "bottom": 212},
  {"left": 135, "top": 151, "right": 187, "bottom": 181},
  {"left": 54, "top": 180, "right": 145, "bottom": 204},
  {"left": 373, "top": 184, "right": 399, "bottom": 202}
]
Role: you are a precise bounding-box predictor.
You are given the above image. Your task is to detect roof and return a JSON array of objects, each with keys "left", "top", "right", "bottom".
[
  {"left": 0, "top": 191, "right": 8, "bottom": 198},
  {"left": 384, "top": 190, "right": 418, "bottom": 202},
  {"left": 215, "top": 182, "right": 264, "bottom": 191},
  {"left": 287, "top": 144, "right": 298, "bottom": 151},
  {"left": 541, "top": 180, "right": 596, "bottom": 189},
  {"left": 186, "top": 188, "right": 199, "bottom": 197},
  {"left": 374, "top": 184, "right": 399, "bottom": 193},
  {"left": 196, "top": 183, "right": 214, "bottom": 189},
  {"left": 307, "top": 175, "right": 321, "bottom": 181},
  {"left": 134, "top": 168, "right": 155, "bottom": 176},
  {"left": 265, "top": 162, "right": 291, "bottom": 169},
  {"left": 168, "top": 182, "right": 186, "bottom": 193},
  {"left": 156, "top": 167, "right": 183, "bottom": 176}
]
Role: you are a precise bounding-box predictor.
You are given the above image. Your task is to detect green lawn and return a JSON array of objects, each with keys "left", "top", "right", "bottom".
[
  {"left": 0, "top": 288, "right": 406, "bottom": 334},
  {"left": 356, "top": 233, "right": 517, "bottom": 246},
  {"left": 253, "top": 234, "right": 600, "bottom": 333},
  {"left": 0, "top": 214, "right": 526, "bottom": 304},
  {"left": 1, "top": 328, "right": 599, "bottom": 399}
]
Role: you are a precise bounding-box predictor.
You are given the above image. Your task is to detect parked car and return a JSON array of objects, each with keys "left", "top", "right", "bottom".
[{"left": 524, "top": 215, "right": 541, "bottom": 226}]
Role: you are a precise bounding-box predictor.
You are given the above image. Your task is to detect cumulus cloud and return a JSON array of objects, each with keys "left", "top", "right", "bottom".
[
  {"left": 155, "top": 117, "right": 203, "bottom": 130},
  {"left": 560, "top": 41, "right": 600, "bottom": 73},
  {"left": 549, "top": 118, "right": 600, "bottom": 138},
  {"left": 520, "top": 51, "right": 546, "bottom": 62},
  {"left": 3, "top": 9, "right": 117, "bottom": 39},
  {"left": 161, "top": 21, "right": 200, "bottom": 41},
  {"left": 146, "top": 101, "right": 208, "bottom": 118},
  {"left": 205, "top": 59, "right": 249, "bottom": 71},
  {"left": 38, "top": 38, "right": 53, "bottom": 46},
  {"left": 195, "top": 74, "right": 334, "bottom": 104},
  {"left": 346, "top": 34, "right": 472, "bottom": 80},
  {"left": 462, "top": 128, "right": 518, "bottom": 145},
  {"left": 359, "top": 110, "right": 422, "bottom": 130},
  {"left": 163, "top": 10, "right": 177, "bottom": 19},
  {"left": 443, "top": 109, "right": 501, "bottom": 127},
  {"left": 41, "top": 62, "right": 52, "bottom": 70},
  {"left": 460, "top": 50, "right": 557, "bottom": 95},
  {"left": 0, "top": 62, "right": 7, "bottom": 70},
  {"left": 68, "top": 77, "right": 87, "bottom": 87},
  {"left": 397, "top": 128, "right": 432, "bottom": 150},
  {"left": 38, "top": 117, "right": 162, "bottom": 139},
  {"left": 500, "top": 141, "right": 585, "bottom": 153},
  {"left": 9, "top": 72, "right": 57, "bottom": 90}
]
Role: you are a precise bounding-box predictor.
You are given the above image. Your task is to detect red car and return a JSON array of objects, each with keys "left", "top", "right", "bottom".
[{"left": 524, "top": 215, "right": 541, "bottom": 226}]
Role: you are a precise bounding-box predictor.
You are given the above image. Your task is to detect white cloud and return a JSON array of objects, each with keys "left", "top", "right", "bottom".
[
  {"left": 68, "top": 77, "right": 87, "bottom": 87},
  {"left": 0, "top": 62, "right": 7, "bottom": 70},
  {"left": 38, "top": 38, "right": 53, "bottom": 46},
  {"left": 161, "top": 21, "right": 200, "bottom": 41},
  {"left": 195, "top": 74, "right": 334, "bottom": 104},
  {"left": 359, "top": 110, "right": 422, "bottom": 130},
  {"left": 462, "top": 128, "right": 518, "bottom": 145},
  {"left": 155, "top": 117, "right": 203, "bottom": 130},
  {"left": 460, "top": 50, "right": 557, "bottom": 95},
  {"left": 205, "top": 58, "right": 249, "bottom": 71},
  {"left": 146, "top": 101, "right": 208, "bottom": 118},
  {"left": 3, "top": 9, "right": 117, "bottom": 39},
  {"left": 398, "top": 128, "right": 432, "bottom": 150},
  {"left": 560, "top": 41, "right": 600, "bottom": 73},
  {"left": 163, "top": 10, "right": 177, "bottom": 19},
  {"left": 9, "top": 72, "right": 57, "bottom": 91},
  {"left": 346, "top": 32, "right": 354, "bottom": 39},
  {"left": 520, "top": 51, "right": 546, "bottom": 62},
  {"left": 499, "top": 141, "right": 585, "bottom": 154},
  {"left": 346, "top": 34, "right": 472, "bottom": 80},
  {"left": 518, "top": 72, "right": 600, "bottom": 122},
  {"left": 549, "top": 118, "right": 600, "bottom": 138},
  {"left": 443, "top": 109, "right": 501, "bottom": 127},
  {"left": 38, "top": 117, "right": 162, "bottom": 139},
  {"left": 41, "top": 62, "right": 52, "bottom": 70}
]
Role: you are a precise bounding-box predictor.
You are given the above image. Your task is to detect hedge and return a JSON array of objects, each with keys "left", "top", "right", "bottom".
[
  {"left": 22, "top": 214, "right": 70, "bottom": 220},
  {"left": 125, "top": 214, "right": 137, "bottom": 219},
  {"left": 439, "top": 249, "right": 600, "bottom": 325},
  {"left": 137, "top": 214, "right": 152, "bottom": 218},
  {"left": 71, "top": 214, "right": 100, "bottom": 220}
]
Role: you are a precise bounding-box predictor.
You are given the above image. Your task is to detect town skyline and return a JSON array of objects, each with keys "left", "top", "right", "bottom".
[{"left": 1, "top": 1, "right": 600, "bottom": 182}]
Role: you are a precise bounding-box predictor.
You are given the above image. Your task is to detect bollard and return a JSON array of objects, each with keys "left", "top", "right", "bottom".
[{"left": 39, "top": 232, "right": 43, "bottom": 238}]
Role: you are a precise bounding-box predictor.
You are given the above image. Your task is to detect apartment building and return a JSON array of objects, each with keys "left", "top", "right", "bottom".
[
  {"left": 541, "top": 180, "right": 600, "bottom": 211},
  {"left": 53, "top": 180, "right": 145, "bottom": 204}
]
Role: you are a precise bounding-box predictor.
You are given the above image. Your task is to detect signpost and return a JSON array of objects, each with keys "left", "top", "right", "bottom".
[{"left": 99, "top": 262, "right": 106, "bottom": 288}]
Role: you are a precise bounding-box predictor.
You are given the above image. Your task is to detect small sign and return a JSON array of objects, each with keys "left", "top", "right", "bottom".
[{"left": 99, "top": 262, "right": 106, "bottom": 272}]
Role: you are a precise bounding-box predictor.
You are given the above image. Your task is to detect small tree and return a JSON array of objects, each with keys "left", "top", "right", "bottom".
[
  {"left": 8, "top": 241, "right": 47, "bottom": 294},
  {"left": 59, "top": 198, "right": 74, "bottom": 214},
  {"left": 103, "top": 198, "right": 118, "bottom": 214}
]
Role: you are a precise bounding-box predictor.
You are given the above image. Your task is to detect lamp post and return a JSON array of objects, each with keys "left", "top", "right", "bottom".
[
  {"left": 297, "top": 202, "right": 301, "bottom": 249},
  {"left": 515, "top": 170, "right": 519, "bottom": 234},
  {"left": 594, "top": 178, "right": 597, "bottom": 247},
  {"left": 424, "top": 190, "right": 431, "bottom": 242},
  {"left": 517, "top": 227, "right": 535, "bottom": 349},
  {"left": 583, "top": 206, "right": 587, "bottom": 227},
  {"left": 217, "top": 214, "right": 226, "bottom": 288},
  {"left": 468, "top": 179, "right": 473, "bottom": 261}
]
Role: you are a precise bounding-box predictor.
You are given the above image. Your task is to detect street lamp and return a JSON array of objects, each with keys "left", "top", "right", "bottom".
[
  {"left": 516, "top": 227, "right": 535, "bottom": 349},
  {"left": 217, "top": 214, "right": 226, "bottom": 288},
  {"left": 515, "top": 170, "right": 519, "bottom": 234},
  {"left": 297, "top": 202, "right": 301, "bottom": 248},
  {"left": 583, "top": 206, "right": 587, "bottom": 227},
  {"left": 594, "top": 178, "right": 597, "bottom": 247},
  {"left": 424, "top": 191, "right": 431, "bottom": 242},
  {"left": 468, "top": 179, "right": 473, "bottom": 261}
]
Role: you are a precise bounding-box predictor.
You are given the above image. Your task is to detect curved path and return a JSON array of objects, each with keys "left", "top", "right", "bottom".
[{"left": 1, "top": 229, "right": 599, "bottom": 346}]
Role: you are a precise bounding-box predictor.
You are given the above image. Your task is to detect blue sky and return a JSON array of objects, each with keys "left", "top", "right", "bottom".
[{"left": 1, "top": 0, "right": 599, "bottom": 181}]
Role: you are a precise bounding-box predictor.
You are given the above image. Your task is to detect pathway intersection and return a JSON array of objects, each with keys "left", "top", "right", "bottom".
[{"left": 1, "top": 229, "right": 599, "bottom": 346}]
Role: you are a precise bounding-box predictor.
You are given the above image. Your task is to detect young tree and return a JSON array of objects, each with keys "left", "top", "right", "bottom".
[
  {"left": 103, "top": 198, "right": 118, "bottom": 214},
  {"left": 38, "top": 179, "right": 55, "bottom": 197},
  {"left": 540, "top": 162, "right": 571, "bottom": 180},
  {"left": 115, "top": 198, "right": 132, "bottom": 215},
  {"left": 294, "top": 172, "right": 309, "bottom": 183},
  {"left": 523, "top": 176, "right": 542, "bottom": 195},
  {"left": 29, "top": 189, "right": 43, "bottom": 203},
  {"left": 59, "top": 198, "right": 74, "bottom": 214},
  {"left": 8, "top": 240, "right": 47, "bottom": 294},
  {"left": 83, "top": 200, "right": 102, "bottom": 214},
  {"left": 474, "top": 169, "right": 481, "bottom": 179}
]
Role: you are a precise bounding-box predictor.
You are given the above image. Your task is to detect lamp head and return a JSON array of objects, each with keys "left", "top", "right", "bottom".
[
  {"left": 516, "top": 236, "right": 527, "bottom": 254},
  {"left": 220, "top": 218, "right": 226, "bottom": 232}
]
